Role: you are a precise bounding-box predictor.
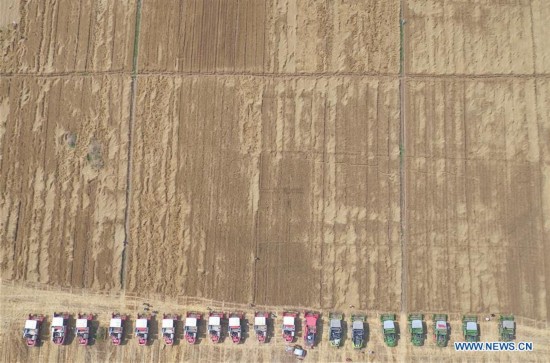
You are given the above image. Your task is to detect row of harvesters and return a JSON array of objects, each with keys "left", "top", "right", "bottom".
[{"left": 22, "top": 311, "right": 516, "bottom": 347}]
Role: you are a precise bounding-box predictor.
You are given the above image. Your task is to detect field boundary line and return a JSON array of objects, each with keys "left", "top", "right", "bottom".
[{"left": 121, "top": 0, "right": 143, "bottom": 289}]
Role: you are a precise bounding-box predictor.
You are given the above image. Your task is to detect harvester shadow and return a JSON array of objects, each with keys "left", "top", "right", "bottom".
[
  {"left": 339, "top": 320, "right": 348, "bottom": 348},
  {"left": 147, "top": 315, "right": 158, "bottom": 346},
  {"left": 241, "top": 317, "right": 250, "bottom": 343},
  {"left": 172, "top": 319, "right": 182, "bottom": 346},
  {"left": 422, "top": 321, "right": 428, "bottom": 346},
  {"left": 365, "top": 321, "right": 371, "bottom": 348},
  {"left": 121, "top": 317, "right": 132, "bottom": 346},
  {"left": 265, "top": 316, "right": 275, "bottom": 344},
  {"left": 295, "top": 316, "right": 302, "bottom": 342},
  {"left": 395, "top": 322, "right": 401, "bottom": 345},
  {"left": 89, "top": 316, "right": 100, "bottom": 346},
  {"left": 38, "top": 316, "right": 48, "bottom": 348},
  {"left": 196, "top": 318, "right": 206, "bottom": 345},
  {"left": 64, "top": 314, "right": 76, "bottom": 345},
  {"left": 313, "top": 317, "right": 324, "bottom": 349}
]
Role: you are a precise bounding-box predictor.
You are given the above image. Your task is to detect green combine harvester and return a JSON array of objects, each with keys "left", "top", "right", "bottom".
[
  {"left": 432, "top": 314, "right": 449, "bottom": 347},
  {"left": 351, "top": 314, "right": 366, "bottom": 349},
  {"left": 381, "top": 314, "right": 397, "bottom": 347},
  {"left": 407, "top": 314, "right": 425, "bottom": 346},
  {"left": 462, "top": 315, "right": 479, "bottom": 342},
  {"left": 499, "top": 315, "right": 515, "bottom": 342}
]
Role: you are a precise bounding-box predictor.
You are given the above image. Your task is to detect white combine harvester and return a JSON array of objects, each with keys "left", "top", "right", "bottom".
[{"left": 162, "top": 314, "right": 178, "bottom": 345}]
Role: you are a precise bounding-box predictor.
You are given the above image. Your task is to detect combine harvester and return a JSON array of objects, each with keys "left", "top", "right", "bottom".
[
  {"left": 432, "top": 314, "right": 449, "bottom": 347},
  {"left": 162, "top": 314, "right": 178, "bottom": 345},
  {"left": 109, "top": 313, "right": 127, "bottom": 346},
  {"left": 228, "top": 313, "right": 243, "bottom": 344},
  {"left": 462, "top": 315, "right": 479, "bottom": 342},
  {"left": 184, "top": 312, "right": 201, "bottom": 345},
  {"left": 254, "top": 312, "right": 269, "bottom": 343},
  {"left": 208, "top": 312, "right": 224, "bottom": 344},
  {"left": 75, "top": 313, "right": 93, "bottom": 346},
  {"left": 408, "top": 314, "right": 425, "bottom": 346},
  {"left": 51, "top": 312, "right": 69, "bottom": 345},
  {"left": 135, "top": 314, "right": 151, "bottom": 346},
  {"left": 381, "top": 314, "right": 397, "bottom": 347},
  {"left": 22, "top": 314, "right": 44, "bottom": 347},
  {"left": 328, "top": 312, "right": 343, "bottom": 347},
  {"left": 282, "top": 311, "right": 298, "bottom": 343},
  {"left": 499, "top": 315, "right": 515, "bottom": 341},
  {"left": 351, "top": 314, "right": 366, "bottom": 349},
  {"left": 303, "top": 311, "right": 319, "bottom": 348}
]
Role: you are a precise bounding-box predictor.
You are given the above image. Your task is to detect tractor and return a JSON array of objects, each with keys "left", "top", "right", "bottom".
[
  {"left": 499, "top": 315, "right": 515, "bottom": 342},
  {"left": 462, "top": 315, "right": 479, "bottom": 342},
  {"left": 432, "top": 314, "right": 449, "bottom": 347},
  {"left": 303, "top": 311, "right": 319, "bottom": 348},
  {"left": 381, "top": 314, "right": 397, "bottom": 347},
  {"left": 351, "top": 314, "right": 366, "bottom": 349},
  {"left": 408, "top": 314, "right": 425, "bottom": 346},
  {"left": 328, "top": 312, "right": 343, "bottom": 347}
]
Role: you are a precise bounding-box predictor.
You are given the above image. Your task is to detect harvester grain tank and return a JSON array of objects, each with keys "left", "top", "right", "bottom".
[
  {"left": 381, "top": 314, "right": 397, "bottom": 347},
  {"left": 135, "top": 314, "right": 150, "bottom": 346},
  {"left": 408, "top": 314, "right": 425, "bottom": 346},
  {"left": 184, "top": 312, "right": 201, "bottom": 345},
  {"left": 351, "top": 314, "right": 366, "bottom": 349},
  {"left": 499, "top": 315, "right": 515, "bottom": 342},
  {"left": 462, "top": 315, "right": 479, "bottom": 342},
  {"left": 109, "top": 313, "right": 127, "bottom": 346},
  {"left": 432, "top": 314, "right": 449, "bottom": 347},
  {"left": 22, "top": 314, "right": 44, "bottom": 347},
  {"left": 303, "top": 311, "right": 319, "bottom": 348},
  {"left": 162, "top": 314, "right": 178, "bottom": 345},
  {"left": 51, "top": 312, "right": 69, "bottom": 345},
  {"left": 228, "top": 313, "right": 243, "bottom": 344},
  {"left": 254, "top": 312, "right": 269, "bottom": 343},
  {"left": 75, "top": 313, "right": 93, "bottom": 346},
  {"left": 282, "top": 311, "right": 298, "bottom": 343},
  {"left": 208, "top": 312, "right": 224, "bottom": 344},
  {"left": 328, "top": 312, "right": 343, "bottom": 347}
]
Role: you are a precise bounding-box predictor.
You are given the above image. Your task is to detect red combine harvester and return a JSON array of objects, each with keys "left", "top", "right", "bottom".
[
  {"left": 162, "top": 314, "right": 178, "bottom": 346},
  {"left": 208, "top": 312, "right": 224, "bottom": 344},
  {"left": 184, "top": 312, "right": 201, "bottom": 345},
  {"left": 135, "top": 314, "right": 151, "bottom": 346},
  {"left": 109, "top": 313, "right": 127, "bottom": 346},
  {"left": 50, "top": 312, "right": 69, "bottom": 345},
  {"left": 282, "top": 311, "right": 298, "bottom": 343},
  {"left": 22, "top": 314, "right": 44, "bottom": 347},
  {"left": 254, "top": 312, "right": 269, "bottom": 343},
  {"left": 228, "top": 313, "right": 243, "bottom": 344},
  {"left": 75, "top": 313, "right": 93, "bottom": 346},
  {"left": 304, "top": 311, "right": 320, "bottom": 348}
]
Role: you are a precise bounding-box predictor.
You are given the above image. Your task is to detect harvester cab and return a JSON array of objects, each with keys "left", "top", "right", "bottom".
[
  {"left": 184, "top": 312, "right": 200, "bottom": 345},
  {"left": 408, "top": 314, "right": 425, "bottom": 346},
  {"left": 432, "top": 314, "right": 449, "bottom": 347},
  {"left": 162, "top": 314, "right": 178, "bottom": 345},
  {"left": 135, "top": 314, "right": 150, "bottom": 346},
  {"left": 228, "top": 313, "right": 243, "bottom": 344},
  {"left": 109, "top": 313, "right": 127, "bottom": 346},
  {"left": 381, "top": 314, "right": 397, "bottom": 347},
  {"left": 23, "top": 314, "right": 44, "bottom": 347},
  {"left": 51, "top": 312, "right": 69, "bottom": 345},
  {"left": 282, "top": 311, "right": 298, "bottom": 343},
  {"left": 351, "top": 314, "right": 366, "bottom": 349},
  {"left": 462, "top": 315, "right": 479, "bottom": 342},
  {"left": 208, "top": 312, "right": 224, "bottom": 344},
  {"left": 499, "top": 315, "right": 515, "bottom": 342},
  {"left": 328, "top": 312, "right": 343, "bottom": 347},
  {"left": 254, "top": 312, "right": 269, "bottom": 343},
  {"left": 75, "top": 313, "right": 93, "bottom": 346},
  {"left": 304, "top": 311, "right": 319, "bottom": 348}
]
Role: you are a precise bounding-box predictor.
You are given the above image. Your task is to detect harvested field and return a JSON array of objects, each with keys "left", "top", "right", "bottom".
[{"left": 1, "top": 0, "right": 550, "bottom": 361}]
